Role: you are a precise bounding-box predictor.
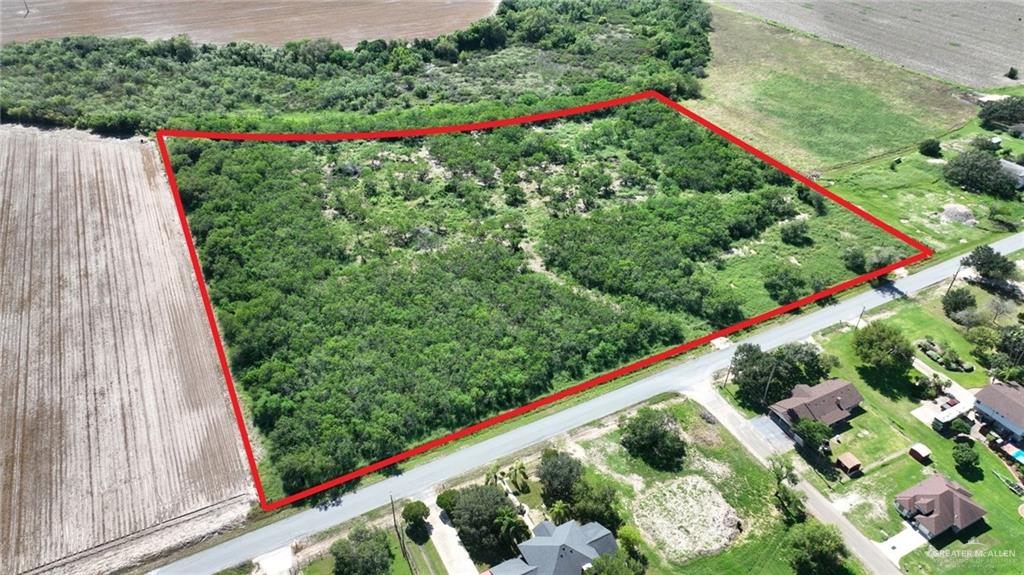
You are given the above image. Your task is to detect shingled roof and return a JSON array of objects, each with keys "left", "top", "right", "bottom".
[
  {"left": 976, "top": 381, "right": 1024, "bottom": 430},
  {"left": 487, "top": 521, "right": 617, "bottom": 575},
  {"left": 769, "top": 379, "right": 863, "bottom": 427},
  {"left": 894, "top": 474, "right": 986, "bottom": 537}
]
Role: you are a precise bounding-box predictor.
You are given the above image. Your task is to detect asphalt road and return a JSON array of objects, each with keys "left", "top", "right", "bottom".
[{"left": 156, "top": 232, "right": 1024, "bottom": 574}]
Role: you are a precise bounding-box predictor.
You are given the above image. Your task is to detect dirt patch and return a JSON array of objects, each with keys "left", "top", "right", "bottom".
[
  {"left": 631, "top": 476, "right": 742, "bottom": 562},
  {"left": 2, "top": 1, "right": 498, "bottom": 47},
  {"left": 0, "top": 125, "right": 252, "bottom": 574}
]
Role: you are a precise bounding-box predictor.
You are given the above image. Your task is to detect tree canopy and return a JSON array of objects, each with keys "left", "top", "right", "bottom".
[
  {"left": 330, "top": 526, "right": 393, "bottom": 575},
  {"left": 619, "top": 408, "right": 686, "bottom": 471},
  {"left": 852, "top": 321, "right": 914, "bottom": 372}
]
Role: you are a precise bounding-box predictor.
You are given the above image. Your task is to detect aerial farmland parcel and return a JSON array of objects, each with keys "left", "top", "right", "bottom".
[
  {"left": 162, "top": 95, "right": 922, "bottom": 507},
  {"left": 0, "top": 126, "right": 251, "bottom": 574}
]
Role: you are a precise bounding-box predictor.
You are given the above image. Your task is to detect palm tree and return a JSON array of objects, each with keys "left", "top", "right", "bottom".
[
  {"left": 549, "top": 500, "right": 570, "bottom": 524},
  {"left": 508, "top": 460, "right": 529, "bottom": 493},
  {"left": 495, "top": 506, "right": 530, "bottom": 546},
  {"left": 485, "top": 463, "right": 505, "bottom": 487}
]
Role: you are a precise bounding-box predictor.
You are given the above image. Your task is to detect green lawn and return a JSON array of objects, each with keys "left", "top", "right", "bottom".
[
  {"left": 830, "top": 407, "right": 912, "bottom": 466},
  {"left": 882, "top": 303, "right": 991, "bottom": 389},
  {"left": 301, "top": 531, "right": 446, "bottom": 575},
  {"left": 689, "top": 6, "right": 974, "bottom": 170},
  {"left": 817, "top": 327, "right": 1024, "bottom": 574}
]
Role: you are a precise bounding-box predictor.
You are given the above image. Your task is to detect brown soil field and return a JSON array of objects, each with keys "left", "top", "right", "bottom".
[
  {"left": 0, "top": 0, "right": 498, "bottom": 47},
  {"left": 0, "top": 125, "right": 251, "bottom": 574},
  {"left": 718, "top": 0, "right": 1024, "bottom": 89}
]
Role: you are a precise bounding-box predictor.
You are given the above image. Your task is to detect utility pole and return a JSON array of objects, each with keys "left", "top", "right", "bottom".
[
  {"left": 944, "top": 261, "right": 963, "bottom": 296},
  {"left": 390, "top": 494, "right": 415, "bottom": 575},
  {"left": 761, "top": 358, "right": 779, "bottom": 406},
  {"left": 854, "top": 306, "right": 866, "bottom": 329}
]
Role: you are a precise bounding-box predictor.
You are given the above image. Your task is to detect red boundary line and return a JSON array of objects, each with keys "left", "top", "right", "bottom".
[{"left": 155, "top": 91, "right": 933, "bottom": 511}]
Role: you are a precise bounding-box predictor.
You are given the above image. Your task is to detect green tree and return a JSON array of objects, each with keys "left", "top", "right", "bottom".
[
  {"left": 792, "top": 419, "right": 832, "bottom": 450},
  {"left": 964, "top": 245, "right": 1016, "bottom": 281},
  {"left": 780, "top": 220, "right": 810, "bottom": 245},
  {"left": 949, "top": 417, "right": 972, "bottom": 436},
  {"left": 549, "top": 500, "right": 571, "bottom": 524},
  {"left": 853, "top": 321, "right": 914, "bottom": 371},
  {"left": 776, "top": 482, "right": 807, "bottom": 525},
  {"left": 538, "top": 449, "right": 583, "bottom": 506},
  {"left": 919, "top": 138, "right": 942, "bottom": 158},
  {"left": 451, "top": 485, "right": 512, "bottom": 557},
  {"left": 732, "top": 343, "right": 835, "bottom": 409},
  {"left": 571, "top": 478, "right": 623, "bottom": 531},
  {"left": 402, "top": 501, "right": 430, "bottom": 529},
  {"left": 494, "top": 506, "right": 530, "bottom": 548},
  {"left": 619, "top": 408, "right": 686, "bottom": 471},
  {"left": 588, "top": 552, "right": 637, "bottom": 575},
  {"left": 979, "top": 96, "right": 1024, "bottom": 129},
  {"left": 436, "top": 489, "right": 460, "bottom": 517},
  {"left": 942, "top": 287, "right": 976, "bottom": 316},
  {"left": 952, "top": 442, "right": 980, "bottom": 471},
  {"left": 331, "top": 526, "right": 393, "bottom": 575},
  {"left": 508, "top": 460, "right": 529, "bottom": 493},
  {"left": 841, "top": 247, "right": 866, "bottom": 274},
  {"left": 764, "top": 263, "right": 808, "bottom": 304},
  {"left": 788, "top": 521, "right": 849, "bottom": 575},
  {"left": 944, "top": 149, "right": 1018, "bottom": 199}
]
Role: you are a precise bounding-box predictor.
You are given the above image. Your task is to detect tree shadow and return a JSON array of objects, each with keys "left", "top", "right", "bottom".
[
  {"left": 870, "top": 279, "right": 908, "bottom": 300},
  {"left": 856, "top": 365, "right": 916, "bottom": 400},
  {"left": 796, "top": 445, "right": 840, "bottom": 483},
  {"left": 406, "top": 522, "right": 433, "bottom": 546},
  {"left": 956, "top": 463, "right": 985, "bottom": 483}
]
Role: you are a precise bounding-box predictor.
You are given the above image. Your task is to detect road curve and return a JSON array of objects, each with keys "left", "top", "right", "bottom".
[{"left": 156, "top": 232, "right": 1024, "bottom": 574}]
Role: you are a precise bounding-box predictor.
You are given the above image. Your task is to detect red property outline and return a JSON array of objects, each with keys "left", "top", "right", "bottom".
[{"left": 155, "top": 90, "right": 933, "bottom": 511}]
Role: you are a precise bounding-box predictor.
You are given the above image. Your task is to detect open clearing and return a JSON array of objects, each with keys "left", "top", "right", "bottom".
[
  {"left": 718, "top": 0, "right": 1023, "bottom": 89},
  {"left": 0, "top": 126, "right": 251, "bottom": 574},
  {"left": 0, "top": 0, "right": 497, "bottom": 47},
  {"left": 688, "top": 5, "right": 975, "bottom": 169}
]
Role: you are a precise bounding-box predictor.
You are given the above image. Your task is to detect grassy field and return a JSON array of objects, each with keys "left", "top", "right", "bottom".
[
  {"left": 814, "top": 323, "right": 1024, "bottom": 574},
  {"left": 687, "top": 6, "right": 975, "bottom": 170},
  {"left": 301, "top": 530, "right": 445, "bottom": 575},
  {"left": 826, "top": 119, "right": 1024, "bottom": 257},
  {"left": 572, "top": 397, "right": 863, "bottom": 574}
]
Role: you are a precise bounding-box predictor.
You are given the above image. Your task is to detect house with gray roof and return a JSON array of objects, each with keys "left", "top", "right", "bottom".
[
  {"left": 975, "top": 380, "right": 1024, "bottom": 442},
  {"left": 485, "top": 520, "right": 617, "bottom": 575},
  {"left": 1000, "top": 159, "right": 1024, "bottom": 189},
  {"left": 894, "top": 474, "right": 986, "bottom": 539},
  {"left": 768, "top": 379, "right": 863, "bottom": 444}
]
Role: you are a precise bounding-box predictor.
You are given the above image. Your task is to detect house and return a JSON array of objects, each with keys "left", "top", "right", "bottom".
[
  {"left": 894, "top": 474, "right": 987, "bottom": 540},
  {"left": 1009, "top": 123, "right": 1024, "bottom": 138},
  {"left": 486, "top": 520, "right": 617, "bottom": 575},
  {"left": 999, "top": 159, "right": 1024, "bottom": 189},
  {"left": 768, "top": 379, "right": 864, "bottom": 444},
  {"left": 909, "top": 443, "right": 932, "bottom": 464},
  {"left": 835, "top": 452, "right": 862, "bottom": 475},
  {"left": 975, "top": 381, "right": 1024, "bottom": 442}
]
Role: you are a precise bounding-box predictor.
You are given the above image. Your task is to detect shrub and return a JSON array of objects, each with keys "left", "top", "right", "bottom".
[
  {"left": 949, "top": 417, "right": 972, "bottom": 436},
  {"left": 330, "top": 526, "right": 393, "bottom": 575},
  {"left": 919, "top": 138, "right": 942, "bottom": 157},
  {"left": 436, "top": 489, "right": 461, "bottom": 517},
  {"left": 952, "top": 442, "right": 980, "bottom": 471},
  {"left": 1009, "top": 67, "right": 1020, "bottom": 80},
  {"left": 788, "top": 521, "right": 848, "bottom": 575},
  {"left": 841, "top": 247, "right": 866, "bottom": 274},
  {"left": 780, "top": 220, "right": 810, "bottom": 245},
  {"left": 942, "top": 287, "right": 976, "bottom": 316},
  {"left": 402, "top": 500, "right": 430, "bottom": 528},
  {"left": 619, "top": 408, "right": 686, "bottom": 471}
]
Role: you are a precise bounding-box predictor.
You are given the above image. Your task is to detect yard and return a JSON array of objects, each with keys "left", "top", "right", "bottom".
[
  {"left": 301, "top": 531, "right": 446, "bottom": 575},
  {"left": 812, "top": 322, "right": 1024, "bottom": 574},
  {"left": 564, "top": 397, "right": 864, "bottom": 574}
]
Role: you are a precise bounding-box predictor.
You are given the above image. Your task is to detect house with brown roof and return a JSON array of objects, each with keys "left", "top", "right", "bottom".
[
  {"left": 975, "top": 381, "right": 1024, "bottom": 442},
  {"left": 768, "top": 379, "right": 864, "bottom": 444},
  {"left": 894, "top": 474, "right": 987, "bottom": 540}
]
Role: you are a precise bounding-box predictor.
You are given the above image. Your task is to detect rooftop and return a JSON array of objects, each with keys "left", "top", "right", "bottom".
[
  {"left": 976, "top": 381, "right": 1024, "bottom": 429},
  {"left": 894, "top": 474, "right": 986, "bottom": 536},
  {"left": 769, "top": 378, "right": 863, "bottom": 427},
  {"left": 487, "top": 520, "right": 617, "bottom": 575}
]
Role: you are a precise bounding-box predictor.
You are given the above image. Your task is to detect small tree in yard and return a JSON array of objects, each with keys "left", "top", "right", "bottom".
[
  {"left": 793, "top": 419, "right": 832, "bottom": 451},
  {"left": 780, "top": 220, "right": 810, "bottom": 245},
  {"left": 620, "top": 407, "right": 686, "bottom": 471},
  {"left": 538, "top": 449, "right": 583, "bottom": 506},
  {"left": 764, "top": 263, "right": 808, "bottom": 304},
  {"left": 867, "top": 246, "right": 900, "bottom": 273},
  {"left": 853, "top": 321, "right": 914, "bottom": 371},
  {"left": 402, "top": 501, "right": 430, "bottom": 529},
  {"left": 842, "top": 247, "right": 867, "bottom": 274},
  {"left": 331, "top": 526, "right": 393, "bottom": 575},
  {"left": 964, "top": 245, "right": 1016, "bottom": 281},
  {"left": 452, "top": 485, "right": 513, "bottom": 558},
  {"left": 436, "top": 489, "right": 460, "bottom": 518},
  {"left": 788, "top": 521, "right": 849, "bottom": 575},
  {"left": 953, "top": 442, "right": 980, "bottom": 472},
  {"left": 549, "top": 500, "right": 571, "bottom": 524},
  {"left": 494, "top": 506, "right": 530, "bottom": 549},
  {"left": 942, "top": 287, "right": 976, "bottom": 317},
  {"left": 769, "top": 455, "right": 806, "bottom": 524},
  {"left": 919, "top": 138, "right": 942, "bottom": 158}
]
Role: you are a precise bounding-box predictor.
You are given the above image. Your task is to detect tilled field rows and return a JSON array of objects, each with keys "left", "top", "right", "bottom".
[{"left": 0, "top": 126, "right": 250, "bottom": 574}]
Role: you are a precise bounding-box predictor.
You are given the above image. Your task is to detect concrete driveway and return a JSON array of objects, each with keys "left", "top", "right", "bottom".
[
  {"left": 877, "top": 524, "right": 928, "bottom": 564},
  {"left": 750, "top": 415, "right": 795, "bottom": 454}
]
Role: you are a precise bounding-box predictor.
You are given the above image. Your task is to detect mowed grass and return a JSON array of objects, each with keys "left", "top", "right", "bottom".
[
  {"left": 826, "top": 119, "right": 1024, "bottom": 257},
  {"left": 687, "top": 6, "right": 974, "bottom": 170},
  {"left": 301, "top": 530, "right": 444, "bottom": 575},
  {"left": 816, "top": 324, "right": 1024, "bottom": 574}
]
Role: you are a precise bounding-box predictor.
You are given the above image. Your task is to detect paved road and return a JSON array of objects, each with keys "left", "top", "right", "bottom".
[{"left": 156, "top": 233, "right": 1024, "bottom": 574}]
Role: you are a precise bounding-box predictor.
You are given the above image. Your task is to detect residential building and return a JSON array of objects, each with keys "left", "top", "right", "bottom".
[
  {"left": 486, "top": 520, "right": 617, "bottom": 575},
  {"left": 999, "top": 159, "right": 1024, "bottom": 189},
  {"left": 768, "top": 379, "right": 864, "bottom": 444},
  {"left": 894, "top": 474, "right": 987, "bottom": 539},
  {"left": 975, "top": 380, "right": 1024, "bottom": 442}
]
